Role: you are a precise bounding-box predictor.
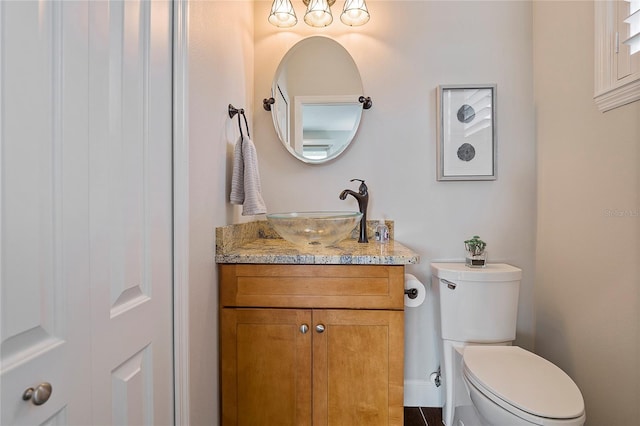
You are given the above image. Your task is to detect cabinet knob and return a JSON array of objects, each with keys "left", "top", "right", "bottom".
[
  {"left": 22, "top": 382, "right": 52, "bottom": 406},
  {"left": 315, "top": 324, "right": 325, "bottom": 333},
  {"left": 300, "top": 324, "right": 309, "bottom": 334}
]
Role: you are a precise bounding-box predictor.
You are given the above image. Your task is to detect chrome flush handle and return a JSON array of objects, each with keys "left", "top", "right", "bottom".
[{"left": 442, "top": 279, "right": 457, "bottom": 290}]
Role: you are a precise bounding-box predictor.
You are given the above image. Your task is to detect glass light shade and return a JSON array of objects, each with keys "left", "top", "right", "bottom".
[
  {"left": 304, "top": 0, "right": 333, "bottom": 27},
  {"left": 340, "top": 0, "right": 370, "bottom": 26},
  {"left": 268, "top": 0, "right": 297, "bottom": 28}
]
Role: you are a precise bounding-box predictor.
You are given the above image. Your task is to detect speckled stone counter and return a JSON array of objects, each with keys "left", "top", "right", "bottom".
[{"left": 215, "top": 220, "right": 420, "bottom": 265}]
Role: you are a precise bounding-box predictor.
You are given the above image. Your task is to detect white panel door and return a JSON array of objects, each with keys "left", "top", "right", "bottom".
[
  {"left": 87, "top": 1, "right": 174, "bottom": 424},
  {"left": 1, "top": 1, "right": 174, "bottom": 425},
  {"left": 1, "top": 2, "right": 92, "bottom": 424}
]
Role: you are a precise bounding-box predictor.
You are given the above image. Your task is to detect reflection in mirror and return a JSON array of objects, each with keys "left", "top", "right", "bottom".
[{"left": 270, "top": 36, "right": 365, "bottom": 164}]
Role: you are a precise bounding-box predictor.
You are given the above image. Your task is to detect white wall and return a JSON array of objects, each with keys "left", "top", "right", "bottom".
[
  {"left": 254, "top": 0, "right": 536, "bottom": 406},
  {"left": 533, "top": 2, "right": 640, "bottom": 425},
  {"left": 187, "top": 1, "right": 253, "bottom": 424},
  {"left": 193, "top": 1, "right": 638, "bottom": 421}
]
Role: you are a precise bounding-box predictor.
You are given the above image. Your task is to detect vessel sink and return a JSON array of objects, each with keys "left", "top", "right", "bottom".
[{"left": 266, "top": 211, "right": 363, "bottom": 248}]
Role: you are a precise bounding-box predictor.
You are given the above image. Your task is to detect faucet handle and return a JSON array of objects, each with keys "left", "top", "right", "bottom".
[{"left": 350, "top": 178, "right": 368, "bottom": 195}]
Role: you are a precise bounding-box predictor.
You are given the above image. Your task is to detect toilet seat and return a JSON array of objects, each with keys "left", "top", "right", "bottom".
[{"left": 463, "top": 346, "right": 585, "bottom": 422}]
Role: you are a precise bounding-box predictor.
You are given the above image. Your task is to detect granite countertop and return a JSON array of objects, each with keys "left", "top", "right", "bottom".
[{"left": 215, "top": 220, "right": 420, "bottom": 265}]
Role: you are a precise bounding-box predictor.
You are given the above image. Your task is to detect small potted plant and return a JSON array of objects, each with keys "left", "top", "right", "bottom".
[{"left": 464, "top": 235, "right": 487, "bottom": 268}]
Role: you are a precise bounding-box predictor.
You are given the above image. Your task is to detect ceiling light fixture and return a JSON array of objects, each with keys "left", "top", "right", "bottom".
[
  {"left": 303, "top": 0, "right": 334, "bottom": 27},
  {"left": 269, "top": 0, "right": 369, "bottom": 28},
  {"left": 268, "top": 0, "right": 298, "bottom": 28},
  {"left": 340, "top": 0, "right": 370, "bottom": 26}
]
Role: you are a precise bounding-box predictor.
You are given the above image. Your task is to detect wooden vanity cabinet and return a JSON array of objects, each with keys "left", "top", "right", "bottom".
[{"left": 219, "top": 264, "right": 405, "bottom": 426}]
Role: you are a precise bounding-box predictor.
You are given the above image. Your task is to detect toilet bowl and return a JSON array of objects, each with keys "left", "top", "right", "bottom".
[
  {"left": 462, "top": 346, "right": 585, "bottom": 426},
  {"left": 431, "top": 263, "right": 585, "bottom": 426}
]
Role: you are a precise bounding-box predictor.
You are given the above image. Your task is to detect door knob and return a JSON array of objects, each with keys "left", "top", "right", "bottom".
[
  {"left": 300, "top": 324, "right": 309, "bottom": 334},
  {"left": 315, "top": 324, "right": 325, "bottom": 333},
  {"left": 22, "top": 382, "right": 52, "bottom": 406}
]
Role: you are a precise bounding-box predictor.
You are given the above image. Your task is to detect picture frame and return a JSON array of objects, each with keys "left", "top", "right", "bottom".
[{"left": 436, "top": 84, "right": 497, "bottom": 181}]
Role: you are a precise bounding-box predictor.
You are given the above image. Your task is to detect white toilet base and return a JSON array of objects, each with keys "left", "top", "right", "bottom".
[
  {"left": 453, "top": 404, "right": 484, "bottom": 426},
  {"left": 441, "top": 340, "right": 510, "bottom": 426}
]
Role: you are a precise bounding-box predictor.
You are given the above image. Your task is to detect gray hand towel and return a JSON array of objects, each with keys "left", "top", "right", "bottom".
[{"left": 230, "top": 136, "right": 267, "bottom": 215}]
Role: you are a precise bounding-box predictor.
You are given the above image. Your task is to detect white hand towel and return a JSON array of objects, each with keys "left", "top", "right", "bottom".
[
  {"left": 230, "top": 136, "right": 267, "bottom": 216},
  {"left": 230, "top": 136, "right": 245, "bottom": 205}
]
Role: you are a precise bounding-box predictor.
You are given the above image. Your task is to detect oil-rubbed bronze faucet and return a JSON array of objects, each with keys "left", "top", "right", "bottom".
[{"left": 339, "top": 179, "right": 369, "bottom": 243}]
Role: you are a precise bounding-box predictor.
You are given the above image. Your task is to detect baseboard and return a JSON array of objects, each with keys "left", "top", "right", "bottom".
[{"left": 404, "top": 378, "right": 443, "bottom": 407}]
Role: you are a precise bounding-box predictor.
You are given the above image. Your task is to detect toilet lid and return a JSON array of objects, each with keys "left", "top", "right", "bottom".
[{"left": 463, "top": 346, "right": 585, "bottom": 420}]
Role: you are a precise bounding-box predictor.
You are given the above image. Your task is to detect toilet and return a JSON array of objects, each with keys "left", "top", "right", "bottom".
[{"left": 431, "top": 262, "right": 585, "bottom": 426}]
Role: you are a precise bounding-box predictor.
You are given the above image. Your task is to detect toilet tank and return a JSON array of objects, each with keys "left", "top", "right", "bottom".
[{"left": 431, "top": 263, "right": 522, "bottom": 343}]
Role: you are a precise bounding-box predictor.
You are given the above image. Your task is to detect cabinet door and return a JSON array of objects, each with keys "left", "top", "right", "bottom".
[
  {"left": 221, "top": 309, "right": 312, "bottom": 426},
  {"left": 312, "top": 310, "right": 404, "bottom": 426}
]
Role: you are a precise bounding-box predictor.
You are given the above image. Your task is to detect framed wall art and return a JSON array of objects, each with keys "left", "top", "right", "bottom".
[{"left": 436, "top": 84, "right": 497, "bottom": 181}]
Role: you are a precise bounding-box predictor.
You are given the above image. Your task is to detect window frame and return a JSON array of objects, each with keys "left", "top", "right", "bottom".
[{"left": 594, "top": 0, "right": 640, "bottom": 111}]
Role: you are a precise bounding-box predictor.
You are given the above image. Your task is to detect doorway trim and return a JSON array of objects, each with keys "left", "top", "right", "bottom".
[{"left": 173, "top": 0, "right": 190, "bottom": 424}]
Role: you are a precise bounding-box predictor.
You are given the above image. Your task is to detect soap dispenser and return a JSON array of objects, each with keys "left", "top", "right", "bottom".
[{"left": 374, "top": 220, "right": 389, "bottom": 243}]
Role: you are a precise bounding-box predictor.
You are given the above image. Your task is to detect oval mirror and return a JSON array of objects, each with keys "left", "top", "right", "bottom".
[{"left": 270, "top": 36, "right": 365, "bottom": 164}]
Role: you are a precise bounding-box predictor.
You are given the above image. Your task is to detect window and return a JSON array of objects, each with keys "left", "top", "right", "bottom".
[
  {"left": 594, "top": 0, "right": 640, "bottom": 111},
  {"left": 623, "top": 0, "right": 640, "bottom": 54}
]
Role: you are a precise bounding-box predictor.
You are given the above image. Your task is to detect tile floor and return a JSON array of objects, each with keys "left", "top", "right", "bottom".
[{"left": 404, "top": 407, "right": 442, "bottom": 426}]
